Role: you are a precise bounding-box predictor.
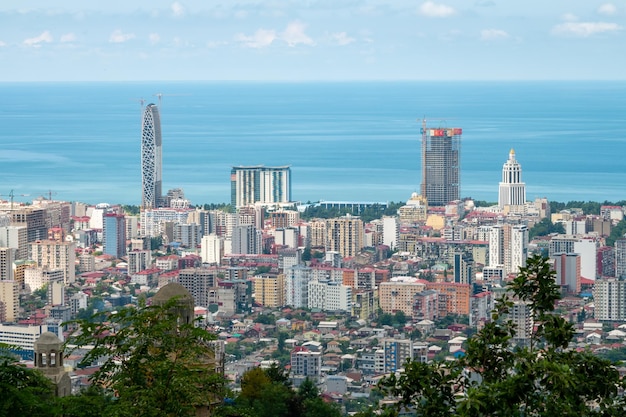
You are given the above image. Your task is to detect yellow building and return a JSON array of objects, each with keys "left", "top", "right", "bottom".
[
  {"left": 254, "top": 273, "right": 285, "bottom": 308},
  {"left": 378, "top": 279, "right": 427, "bottom": 317}
]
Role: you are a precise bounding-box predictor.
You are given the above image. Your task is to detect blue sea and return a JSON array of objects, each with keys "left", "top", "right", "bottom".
[{"left": 0, "top": 81, "right": 625, "bottom": 206}]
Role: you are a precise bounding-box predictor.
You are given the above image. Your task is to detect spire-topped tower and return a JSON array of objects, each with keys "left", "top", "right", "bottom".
[{"left": 498, "top": 148, "right": 526, "bottom": 209}]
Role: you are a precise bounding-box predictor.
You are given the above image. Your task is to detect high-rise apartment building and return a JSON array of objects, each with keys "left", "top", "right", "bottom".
[
  {"left": 29, "top": 240, "right": 76, "bottom": 284},
  {"left": 230, "top": 165, "right": 291, "bottom": 208},
  {"left": 0, "top": 225, "right": 28, "bottom": 260},
  {"left": 326, "top": 215, "right": 364, "bottom": 258},
  {"left": 420, "top": 122, "right": 462, "bottom": 206},
  {"left": 0, "top": 280, "right": 19, "bottom": 322},
  {"left": 178, "top": 267, "right": 219, "bottom": 308},
  {"left": 594, "top": 277, "right": 626, "bottom": 321},
  {"left": 286, "top": 265, "right": 313, "bottom": 308},
  {"left": 379, "top": 279, "right": 427, "bottom": 317},
  {"left": 141, "top": 103, "right": 163, "bottom": 209},
  {"left": 254, "top": 273, "right": 285, "bottom": 308},
  {"left": 200, "top": 234, "right": 223, "bottom": 264},
  {"left": 104, "top": 213, "right": 126, "bottom": 259},
  {"left": 615, "top": 239, "right": 626, "bottom": 278},
  {"left": 498, "top": 149, "right": 526, "bottom": 209},
  {"left": 231, "top": 225, "right": 261, "bottom": 255},
  {"left": 552, "top": 252, "right": 581, "bottom": 293},
  {"left": 0, "top": 247, "right": 16, "bottom": 281}
]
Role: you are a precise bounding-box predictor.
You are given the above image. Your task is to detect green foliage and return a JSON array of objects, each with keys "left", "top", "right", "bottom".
[
  {"left": 607, "top": 218, "right": 626, "bottom": 247},
  {"left": 235, "top": 367, "right": 340, "bottom": 417},
  {"left": 0, "top": 359, "right": 59, "bottom": 417},
  {"left": 300, "top": 202, "right": 404, "bottom": 223},
  {"left": 394, "top": 310, "right": 407, "bottom": 327},
  {"left": 254, "top": 314, "right": 275, "bottom": 325},
  {"left": 202, "top": 203, "right": 233, "bottom": 212},
  {"left": 254, "top": 266, "right": 271, "bottom": 275},
  {"left": 122, "top": 205, "right": 140, "bottom": 215},
  {"left": 549, "top": 200, "right": 626, "bottom": 216},
  {"left": 67, "top": 298, "right": 226, "bottom": 417},
  {"left": 302, "top": 247, "right": 312, "bottom": 262},
  {"left": 378, "top": 254, "right": 626, "bottom": 417},
  {"left": 57, "top": 386, "right": 116, "bottom": 417},
  {"left": 150, "top": 236, "right": 163, "bottom": 250},
  {"left": 529, "top": 217, "right": 565, "bottom": 239}
]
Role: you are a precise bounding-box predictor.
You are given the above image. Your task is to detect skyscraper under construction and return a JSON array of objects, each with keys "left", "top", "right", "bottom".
[
  {"left": 420, "top": 120, "right": 462, "bottom": 206},
  {"left": 141, "top": 103, "right": 162, "bottom": 209}
]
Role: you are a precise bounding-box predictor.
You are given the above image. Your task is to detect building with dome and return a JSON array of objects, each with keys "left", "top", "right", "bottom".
[
  {"left": 498, "top": 149, "right": 526, "bottom": 210},
  {"left": 34, "top": 331, "right": 71, "bottom": 397}
]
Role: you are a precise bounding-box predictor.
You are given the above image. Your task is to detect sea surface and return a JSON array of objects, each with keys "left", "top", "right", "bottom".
[{"left": 0, "top": 81, "right": 625, "bottom": 206}]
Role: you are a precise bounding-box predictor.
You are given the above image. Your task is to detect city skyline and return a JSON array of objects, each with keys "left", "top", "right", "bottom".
[{"left": 1, "top": 1, "right": 625, "bottom": 82}]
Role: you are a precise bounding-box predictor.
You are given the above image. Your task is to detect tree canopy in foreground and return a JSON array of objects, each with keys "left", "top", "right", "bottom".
[
  {"left": 67, "top": 298, "right": 227, "bottom": 417},
  {"left": 374, "top": 254, "right": 626, "bottom": 417}
]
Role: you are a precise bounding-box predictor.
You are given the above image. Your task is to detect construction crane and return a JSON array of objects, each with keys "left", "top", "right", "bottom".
[
  {"left": 43, "top": 190, "right": 58, "bottom": 201},
  {"left": 0, "top": 190, "right": 30, "bottom": 210}
]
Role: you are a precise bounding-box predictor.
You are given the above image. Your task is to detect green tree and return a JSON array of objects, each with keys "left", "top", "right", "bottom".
[
  {"left": 0, "top": 358, "right": 59, "bottom": 417},
  {"left": 302, "top": 247, "right": 312, "bottom": 262},
  {"left": 393, "top": 310, "right": 407, "bottom": 327},
  {"left": 529, "top": 217, "right": 565, "bottom": 239},
  {"left": 378, "top": 254, "right": 626, "bottom": 416},
  {"left": 378, "top": 313, "right": 394, "bottom": 326},
  {"left": 67, "top": 298, "right": 226, "bottom": 417}
]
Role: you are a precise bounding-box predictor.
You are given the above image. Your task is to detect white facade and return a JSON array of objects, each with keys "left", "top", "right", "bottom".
[
  {"left": 498, "top": 149, "right": 526, "bottom": 209},
  {"left": 140, "top": 208, "right": 192, "bottom": 238},
  {"left": 201, "top": 234, "right": 223, "bottom": 264},
  {"left": 594, "top": 278, "right": 626, "bottom": 321},
  {"left": 0, "top": 225, "right": 28, "bottom": 260},
  {"left": 274, "top": 228, "right": 299, "bottom": 249},
  {"left": 382, "top": 216, "right": 399, "bottom": 250},
  {"left": 0, "top": 322, "right": 64, "bottom": 352},
  {"left": 29, "top": 240, "right": 76, "bottom": 284},
  {"left": 510, "top": 225, "right": 529, "bottom": 275},
  {"left": 231, "top": 166, "right": 291, "bottom": 208},
  {"left": 573, "top": 239, "right": 598, "bottom": 280},
  {"left": 488, "top": 225, "right": 505, "bottom": 268},
  {"left": 128, "top": 250, "right": 152, "bottom": 274},
  {"left": 307, "top": 280, "right": 352, "bottom": 312},
  {"left": 24, "top": 268, "right": 64, "bottom": 292},
  {"left": 286, "top": 265, "right": 312, "bottom": 308}
]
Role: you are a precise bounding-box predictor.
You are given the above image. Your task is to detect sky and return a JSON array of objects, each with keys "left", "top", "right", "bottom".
[{"left": 0, "top": 0, "right": 624, "bottom": 81}]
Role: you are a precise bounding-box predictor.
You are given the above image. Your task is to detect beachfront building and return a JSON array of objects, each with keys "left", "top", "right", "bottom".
[{"left": 230, "top": 165, "right": 291, "bottom": 208}]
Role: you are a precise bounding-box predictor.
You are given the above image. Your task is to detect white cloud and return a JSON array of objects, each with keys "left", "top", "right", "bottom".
[
  {"left": 0, "top": 40, "right": 6, "bottom": 47},
  {"left": 235, "top": 29, "right": 277, "bottom": 48},
  {"left": 598, "top": 3, "right": 617, "bottom": 16},
  {"left": 562, "top": 13, "right": 579, "bottom": 22},
  {"left": 109, "top": 30, "right": 135, "bottom": 43},
  {"left": 480, "top": 29, "right": 509, "bottom": 40},
  {"left": 171, "top": 1, "right": 185, "bottom": 18},
  {"left": 60, "top": 33, "right": 76, "bottom": 43},
  {"left": 332, "top": 32, "right": 355, "bottom": 46},
  {"left": 419, "top": 1, "right": 456, "bottom": 18},
  {"left": 281, "top": 21, "right": 314, "bottom": 47},
  {"left": 149, "top": 33, "right": 160, "bottom": 44},
  {"left": 236, "top": 21, "right": 314, "bottom": 48},
  {"left": 552, "top": 21, "right": 622, "bottom": 37},
  {"left": 23, "top": 31, "right": 53, "bottom": 47}
]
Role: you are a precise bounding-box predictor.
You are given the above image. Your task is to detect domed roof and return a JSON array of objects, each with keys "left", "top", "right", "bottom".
[
  {"left": 153, "top": 282, "right": 193, "bottom": 304},
  {"left": 35, "top": 332, "right": 63, "bottom": 349}
]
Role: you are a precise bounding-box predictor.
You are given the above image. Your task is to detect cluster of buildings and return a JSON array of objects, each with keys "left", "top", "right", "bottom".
[{"left": 3, "top": 107, "right": 626, "bottom": 400}]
